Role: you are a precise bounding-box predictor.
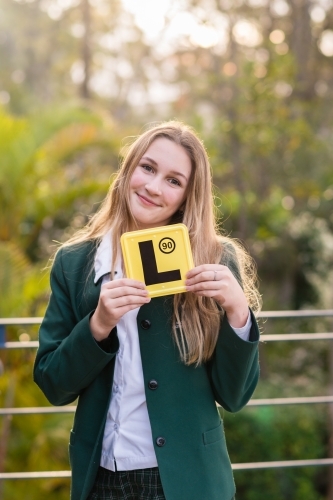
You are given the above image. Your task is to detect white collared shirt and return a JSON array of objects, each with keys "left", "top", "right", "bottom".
[{"left": 94, "top": 230, "right": 251, "bottom": 471}]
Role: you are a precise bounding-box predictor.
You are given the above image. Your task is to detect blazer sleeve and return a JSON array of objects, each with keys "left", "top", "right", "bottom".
[
  {"left": 206, "top": 242, "right": 260, "bottom": 413},
  {"left": 33, "top": 248, "right": 119, "bottom": 406}
]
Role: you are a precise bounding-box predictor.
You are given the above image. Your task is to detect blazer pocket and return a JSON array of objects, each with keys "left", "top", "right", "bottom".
[{"left": 203, "top": 421, "right": 224, "bottom": 446}]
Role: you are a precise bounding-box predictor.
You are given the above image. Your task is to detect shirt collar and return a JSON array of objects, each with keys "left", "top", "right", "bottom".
[{"left": 94, "top": 229, "right": 121, "bottom": 284}]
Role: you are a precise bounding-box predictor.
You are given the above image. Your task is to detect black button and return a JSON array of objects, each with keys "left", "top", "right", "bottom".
[
  {"left": 156, "top": 437, "right": 166, "bottom": 447},
  {"left": 141, "top": 319, "right": 151, "bottom": 330},
  {"left": 148, "top": 380, "right": 158, "bottom": 390}
]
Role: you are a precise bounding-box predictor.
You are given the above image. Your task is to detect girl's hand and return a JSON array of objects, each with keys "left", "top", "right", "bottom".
[
  {"left": 90, "top": 279, "right": 151, "bottom": 341},
  {"left": 185, "top": 265, "right": 249, "bottom": 328}
]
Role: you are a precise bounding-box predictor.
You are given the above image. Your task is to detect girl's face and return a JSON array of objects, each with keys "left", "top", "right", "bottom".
[{"left": 128, "top": 137, "right": 192, "bottom": 230}]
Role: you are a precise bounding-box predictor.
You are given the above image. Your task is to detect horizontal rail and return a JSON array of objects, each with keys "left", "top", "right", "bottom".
[
  {"left": 1, "top": 341, "right": 39, "bottom": 349},
  {"left": 2, "top": 458, "right": 333, "bottom": 479},
  {"left": 2, "top": 396, "right": 333, "bottom": 416},
  {"left": 247, "top": 396, "right": 333, "bottom": 406},
  {"left": 0, "top": 312, "right": 332, "bottom": 483},
  {"left": 232, "top": 458, "right": 333, "bottom": 470},
  {"left": 0, "top": 310, "right": 332, "bottom": 327},
  {"left": 0, "top": 318, "right": 43, "bottom": 325},
  {"left": 261, "top": 332, "right": 333, "bottom": 341},
  {"left": 0, "top": 406, "right": 77, "bottom": 415},
  {"left": 257, "top": 310, "right": 333, "bottom": 318},
  {"left": 2, "top": 333, "right": 333, "bottom": 350},
  {"left": 0, "top": 471, "right": 71, "bottom": 479}
]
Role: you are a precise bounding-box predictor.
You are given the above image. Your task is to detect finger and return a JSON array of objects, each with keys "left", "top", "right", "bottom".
[
  {"left": 102, "top": 286, "right": 149, "bottom": 299},
  {"left": 112, "top": 294, "right": 151, "bottom": 308},
  {"left": 186, "top": 264, "right": 229, "bottom": 280},
  {"left": 189, "top": 290, "right": 219, "bottom": 298},
  {"left": 116, "top": 301, "right": 151, "bottom": 316},
  {"left": 186, "top": 265, "right": 209, "bottom": 279},
  {"left": 188, "top": 265, "right": 233, "bottom": 285},
  {"left": 186, "top": 281, "right": 221, "bottom": 293},
  {"left": 186, "top": 270, "right": 222, "bottom": 286},
  {"left": 102, "top": 279, "right": 146, "bottom": 290}
]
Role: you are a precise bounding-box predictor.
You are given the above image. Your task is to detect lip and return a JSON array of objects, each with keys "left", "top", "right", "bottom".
[{"left": 136, "top": 193, "right": 160, "bottom": 207}]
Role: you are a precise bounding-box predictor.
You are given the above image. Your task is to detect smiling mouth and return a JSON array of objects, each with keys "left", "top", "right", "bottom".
[{"left": 136, "top": 193, "right": 160, "bottom": 207}]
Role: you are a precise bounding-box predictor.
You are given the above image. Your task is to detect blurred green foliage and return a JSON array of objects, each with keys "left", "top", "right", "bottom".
[{"left": 225, "top": 405, "right": 327, "bottom": 500}]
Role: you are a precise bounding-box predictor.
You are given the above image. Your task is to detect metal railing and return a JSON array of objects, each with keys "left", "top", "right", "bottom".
[{"left": 1, "top": 310, "right": 333, "bottom": 479}]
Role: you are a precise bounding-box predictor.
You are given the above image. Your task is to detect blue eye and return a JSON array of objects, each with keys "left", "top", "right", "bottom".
[{"left": 141, "top": 164, "right": 154, "bottom": 172}]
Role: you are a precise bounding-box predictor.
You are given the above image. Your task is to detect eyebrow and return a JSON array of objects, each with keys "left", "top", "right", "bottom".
[{"left": 140, "top": 156, "right": 189, "bottom": 182}]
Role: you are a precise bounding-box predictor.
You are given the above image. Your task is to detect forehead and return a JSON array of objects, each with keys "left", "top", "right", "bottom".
[{"left": 142, "top": 137, "right": 192, "bottom": 174}]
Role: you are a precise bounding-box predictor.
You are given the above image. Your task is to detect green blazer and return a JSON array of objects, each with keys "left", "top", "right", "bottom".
[{"left": 33, "top": 241, "right": 260, "bottom": 500}]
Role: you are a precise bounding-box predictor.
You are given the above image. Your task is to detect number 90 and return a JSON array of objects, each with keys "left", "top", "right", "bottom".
[{"left": 159, "top": 238, "right": 176, "bottom": 254}]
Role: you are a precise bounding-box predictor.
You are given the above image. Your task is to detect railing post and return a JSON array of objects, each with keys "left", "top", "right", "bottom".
[
  {"left": 0, "top": 324, "right": 5, "bottom": 347},
  {"left": 0, "top": 377, "right": 15, "bottom": 498},
  {"left": 328, "top": 314, "right": 333, "bottom": 500}
]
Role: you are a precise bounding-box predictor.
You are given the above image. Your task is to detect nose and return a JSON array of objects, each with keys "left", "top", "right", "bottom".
[{"left": 145, "top": 177, "right": 162, "bottom": 195}]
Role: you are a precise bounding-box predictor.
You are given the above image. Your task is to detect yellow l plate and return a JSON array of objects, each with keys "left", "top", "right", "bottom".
[{"left": 120, "top": 224, "right": 194, "bottom": 298}]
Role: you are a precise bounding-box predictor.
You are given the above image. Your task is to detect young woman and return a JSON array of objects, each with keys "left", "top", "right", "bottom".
[{"left": 34, "top": 121, "right": 261, "bottom": 500}]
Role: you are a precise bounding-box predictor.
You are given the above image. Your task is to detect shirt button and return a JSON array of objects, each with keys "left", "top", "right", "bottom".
[
  {"left": 148, "top": 380, "right": 158, "bottom": 390},
  {"left": 114, "top": 385, "right": 119, "bottom": 393},
  {"left": 141, "top": 319, "right": 151, "bottom": 330},
  {"left": 156, "top": 437, "right": 166, "bottom": 447},
  {"left": 114, "top": 424, "right": 118, "bottom": 430}
]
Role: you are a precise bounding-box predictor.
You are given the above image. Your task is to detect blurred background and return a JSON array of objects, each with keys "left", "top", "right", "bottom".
[{"left": 0, "top": 0, "right": 333, "bottom": 498}]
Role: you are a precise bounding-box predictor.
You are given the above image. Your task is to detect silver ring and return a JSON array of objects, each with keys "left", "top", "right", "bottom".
[{"left": 213, "top": 270, "right": 217, "bottom": 281}]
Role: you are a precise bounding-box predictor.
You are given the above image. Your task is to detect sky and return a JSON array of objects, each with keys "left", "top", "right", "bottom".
[
  {"left": 37, "top": 0, "right": 333, "bottom": 57},
  {"left": 34, "top": 0, "right": 333, "bottom": 101},
  {"left": 120, "top": 0, "right": 333, "bottom": 56}
]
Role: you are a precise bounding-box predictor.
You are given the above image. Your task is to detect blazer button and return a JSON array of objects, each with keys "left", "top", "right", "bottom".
[
  {"left": 148, "top": 380, "right": 158, "bottom": 390},
  {"left": 156, "top": 437, "right": 166, "bottom": 447},
  {"left": 141, "top": 319, "right": 151, "bottom": 330}
]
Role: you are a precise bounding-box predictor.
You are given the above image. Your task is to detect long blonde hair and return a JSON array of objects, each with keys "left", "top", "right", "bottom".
[{"left": 63, "top": 121, "right": 261, "bottom": 365}]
